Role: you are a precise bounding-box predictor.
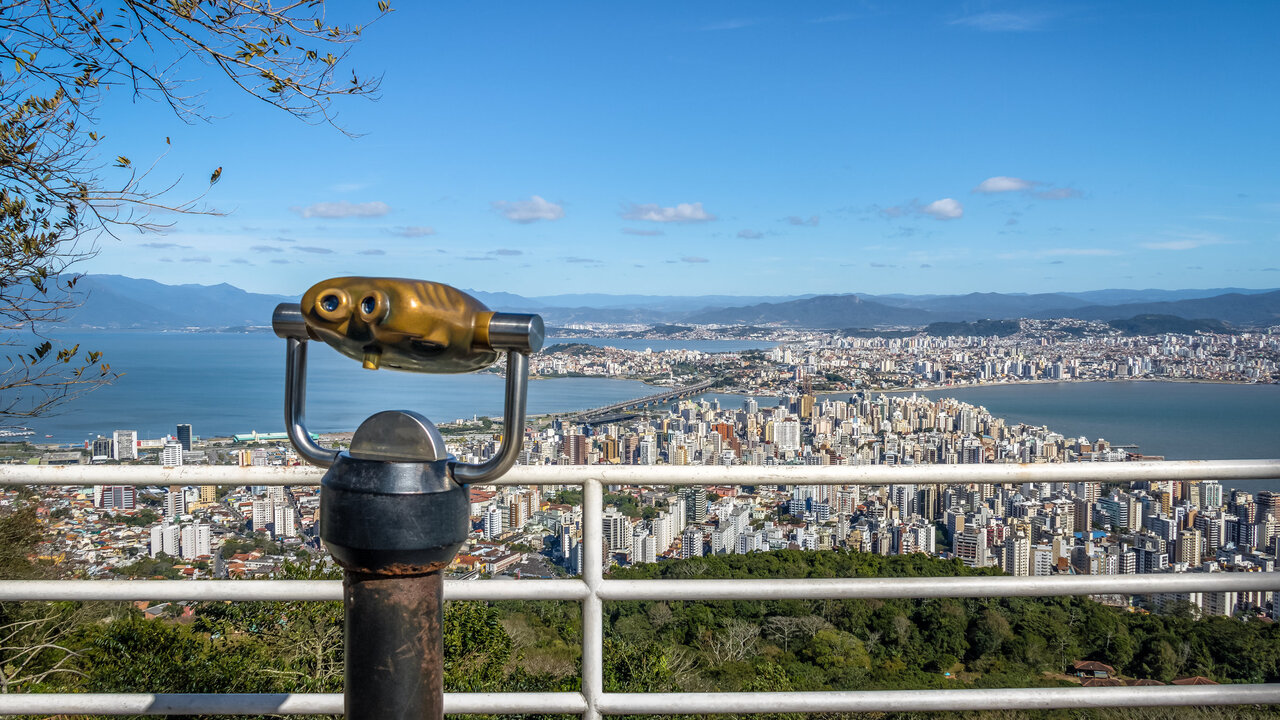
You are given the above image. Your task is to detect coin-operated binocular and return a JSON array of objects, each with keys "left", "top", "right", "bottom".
[{"left": 272, "top": 277, "right": 543, "bottom": 720}]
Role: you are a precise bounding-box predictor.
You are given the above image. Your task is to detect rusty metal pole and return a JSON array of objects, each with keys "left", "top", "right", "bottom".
[
  {"left": 318, "top": 413, "right": 468, "bottom": 720},
  {"left": 343, "top": 571, "right": 444, "bottom": 719}
]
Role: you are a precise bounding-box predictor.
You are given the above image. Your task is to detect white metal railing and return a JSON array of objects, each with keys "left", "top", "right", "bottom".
[{"left": 1, "top": 461, "right": 1279, "bottom": 716}]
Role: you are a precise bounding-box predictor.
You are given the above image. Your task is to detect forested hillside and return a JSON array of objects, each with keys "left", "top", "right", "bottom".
[{"left": 1, "top": 502, "right": 1277, "bottom": 720}]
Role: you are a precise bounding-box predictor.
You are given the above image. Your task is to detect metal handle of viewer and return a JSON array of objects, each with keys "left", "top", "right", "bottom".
[
  {"left": 450, "top": 351, "right": 528, "bottom": 485},
  {"left": 274, "top": 303, "right": 339, "bottom": 468},
  {"left": 273, "top": 300, "right": 532, "bottom": 474}
]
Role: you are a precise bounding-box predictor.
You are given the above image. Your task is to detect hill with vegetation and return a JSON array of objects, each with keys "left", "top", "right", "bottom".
[
  {"left": 1107, "top": 314, "right": 1234, "bottom": 335},
  {"left": 1, "top": 500, "right": 1275, "bottom": 720}
]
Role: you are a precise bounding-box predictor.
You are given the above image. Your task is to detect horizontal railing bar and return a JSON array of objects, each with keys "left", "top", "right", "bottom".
[
  {"left": 0, "top": 579, "right": 589, "bottom": 602},
  {"left": 599, "top": 573, "right": 1280, "bottom": 601},
  {"left": 3, "top": 458, "right": 1277, "bottom": 486},
  {"left": 0, "top": 692, "right": 587, "bottom": 716},
  {"left": 3, "top": 573, "right": 1276, "bottom": 603},
  {"left": 0, "top": 686, "right": 1274, "bottom": 716},
  {"left": 597, "top": 685, "right": 1280, "bottom": 714},
  {"left": 0, "top": 464, "right": 324, "bottom": 485},
  {"left": 503, "top": 459, "right": 1280, "bottom": 486},
  {"left": 448, "top": 578, "right": 590, "bottom": 601}
]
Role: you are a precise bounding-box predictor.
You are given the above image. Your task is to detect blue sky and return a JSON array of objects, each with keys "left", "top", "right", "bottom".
[{"left": 81, "top": 2, "right": 1280, "bottom": 297}]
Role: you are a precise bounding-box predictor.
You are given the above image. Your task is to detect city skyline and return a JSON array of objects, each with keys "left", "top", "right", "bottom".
[{"left": 77, "top": 2, "right": 1279, "bottom": 297}]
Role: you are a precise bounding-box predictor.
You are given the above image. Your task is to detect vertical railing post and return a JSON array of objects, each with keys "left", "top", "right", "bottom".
[{"left": 582, "top": 478, "right": 604, "bottom": 720}]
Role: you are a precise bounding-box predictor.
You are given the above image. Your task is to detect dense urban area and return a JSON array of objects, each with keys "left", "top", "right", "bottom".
[{"left": 5, "top": 326, "right": 1278, "bottom": 628}]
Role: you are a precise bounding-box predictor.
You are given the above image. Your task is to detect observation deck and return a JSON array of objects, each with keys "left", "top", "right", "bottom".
[{"left": 2, "top": 459, "right": 1279, "bottom": 717}]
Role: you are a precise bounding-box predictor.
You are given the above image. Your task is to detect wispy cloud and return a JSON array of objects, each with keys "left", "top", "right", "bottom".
[
  {"left": 950, "top": 11, "right": 1054, "bottom": 32},
  {"left": 250, "top": 245, "right": 283, "bottom": 253},
  {"left": 621, "top": 202, "right": 716, "bottom": 223},
  {"left": 878, "top": 199, "right": 962, "bottom": 221},
  {"left": 785, "top": 215, "right": 820, "bottom": 226},
  {"left": 974, "top": 176, "right": 1036, "bottom": 193},
  {"left": 390, "top": 226, "right": 436, "bottom": 237},
  {"left": 291, "top": 201, "right": 391, "bottom": 219},
  {"left": 359, "top": 249, "right": 386, "bottom": 256},
  {"left": 564, "top": 256, "right": 600, "bottom": 264},
  {"left": 738, "top": 229, "right": 764, "bottom": 239},
  {"left": 996, "top": 247, "right": 1121, "bottom": 260},
  {"left": 230, "top": 258, "right": 252, "bottom": 265},
  {"left": 621, "top": 228, "right": 665, "bottom": 236},
  {"left": 493, "top": 195, "right": 564, "bottom": 223},
  {"left": 681, "top": 256, "right": 710, "bottom": 263},
  {"left": 139, "top": 241, "right": 192, "bottom": 250},
  {"left": 180, "top": 256, "right": 211, "bottom": 263},
  {"left": 921, "top": 198, "right": 963, "bottom": 220},
  {"left": 703, "top": 18, "right": 761, "bottom": 31},
  {"left": 809, "top": 13, "right": 858, "bottom": 24},
  {"left": 974, "top": 176, "right": 1083, "bottom": 199},
  {"left": 270, "top": 258, "right": 291, "bottom": 264},
  {"left": 1140, "top": 232, "right": 1229, "bottom": 251},
  {"left": 293, "top": 246, "right": 335, "bottom": 254}
]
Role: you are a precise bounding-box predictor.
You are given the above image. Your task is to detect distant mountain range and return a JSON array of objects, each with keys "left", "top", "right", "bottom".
[{"left": 54, "top": 275, "right": 1280, "bottom": 330}]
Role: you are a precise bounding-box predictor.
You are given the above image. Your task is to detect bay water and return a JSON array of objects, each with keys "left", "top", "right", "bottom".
[{"left": 11, "top": 332, "right": 1278, "bottom": 491}]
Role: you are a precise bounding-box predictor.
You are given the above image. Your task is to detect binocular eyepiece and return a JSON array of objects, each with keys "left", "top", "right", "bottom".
[{"left": 274, "top": 277, "right": 544, "bottom": 374}]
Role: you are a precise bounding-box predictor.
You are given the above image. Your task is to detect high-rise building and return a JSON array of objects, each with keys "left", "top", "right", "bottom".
[
  {"left": 273, "top": 504, "right": 297, "bottom": 538},
  {"left": 164, "top": 487, "right": 187, "bottom": 519},
  {"left": 681, "top": 487, "right": 707, "bottom": 523},
  {"left": 681, "top": 526, "right": 704, "bottom": 559},
  {"left": 775, "top": 419, "right": 802, "bottom": 452},
  {"left": 95, "top": 485, "right": 136, "bottom": 510},
  {"left": 176, "top": 424, "right": 193, "bottom": 451},
  {"left": 954, "top": 526, "right": 988, "bottom": 568},
  {"left": 198, "top": 485, "right": 218, "bottom": 504},
  {"left": 91, "top": 436, "right": 114, "bottom": 462},
  {"left": 113, "top": 430, "right": 137, "bottom": 461},
  {"left": 150, "top": 523, "right": 180, "bottom": 557},
  {"left": 160, "top": 441, "right": 184, "bottom": 467},
  {"left": 603, "top": 509, "right": 631, "bottom": 556},
  {"left": 566, "top": 433, "right": 589, "bottom": 465},
  {"left": 179, "top": 523, "right": 212, "bottom": 560},
  {"left": 482, "top": 505, "right": 504, "bottom": 540},
  {"left": 1002, "top": 532, "right": 1030, "bottom": 576},
  {"left": 251, "top": 499, "right": 273, "bottom": 532},
  {"left": 1177, "top": 529, "right": 1203, "bottom": 566}
]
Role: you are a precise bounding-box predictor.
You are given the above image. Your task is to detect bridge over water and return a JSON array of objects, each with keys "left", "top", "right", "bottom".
[{"left": 566, "top": 379, "right": 717, "bottom": 423}]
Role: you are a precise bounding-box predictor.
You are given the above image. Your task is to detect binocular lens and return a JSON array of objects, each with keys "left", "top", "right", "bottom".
[
  {"left": 361, "top": 296, "right": 377, "bottom": 315},
  {"left": 321, "top": 294, "right": 342, "bottom": 312}
]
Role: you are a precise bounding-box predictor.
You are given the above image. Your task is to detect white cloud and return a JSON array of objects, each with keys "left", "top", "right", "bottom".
[
  {"left": 974, "top": 176, "right": 1036, "bottom": 193},
  {"left": 996, "top": 247, "right": 1121, "bottom": 259},
  {"left": 493, "top": 195, "right": 564, "bottom": 224},
  {"left": 950, "top": 12, "right": 1053, "bottom": 32},
  {"left": 738, "top": 229, "right": 764, "bottom": 239},
  {"left": 1043, "top": 248, "right": 1120, "bottom": 256},
  {"left": 1141, "top": 241, "right": 1209, "bottom": 251},
  {"left": 621, "top": 202, "right": 716, "bottom": 223},
  {"left": 1140, "top": 233, "right": 1228, "bottom": 251},
  {"left": 292, "top": 201, "right": 390, "bottom": 219},
  {"left": 786, "top": 215, "right": 820, "bottom": 226},
  {"left": 921, "top": 198, "right": 963, "bottom": 220},
  {"left": 974, "top": 177, "right": 1082, "bottom": 200},
  {"left": 391, "top": 226, "right": 436, "bottom": 237}
]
